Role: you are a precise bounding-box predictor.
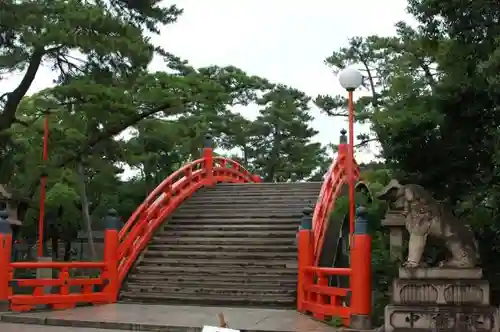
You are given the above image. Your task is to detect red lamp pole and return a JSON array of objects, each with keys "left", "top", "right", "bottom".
[
  {"left": 339, "top": 68, "right": 372, "bottom": 330},
  {"left": 37, "top": 111, "right": 49, "bottom": 258}
]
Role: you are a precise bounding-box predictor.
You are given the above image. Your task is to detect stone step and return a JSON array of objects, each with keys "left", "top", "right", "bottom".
[
  {"left": 122, "top": 181, "right": 310, "bottom": 308},
  {"left": 126, "top": 274, "right": 297, "bottom": 284},
  {"left": 119, "top": 292, "right": 295, "bottom": 307},
  {"left": 209, "top": 182, "right": 322, "bottom": 188},
  {"left": 202, "top": 189, "right": 320, "bottom": 194},
  {"left": 151, "top": 236, "right": 296, "bottom": 245},
  {"left": 158, "top": 230, "right": 297, "bottom": 238},
  {"left": 124, "top": 284, "right": 295, "bottom": 295},
  {"left": 172, "top": 210, "right": 304, "bottom": 218},
  {"left": 147, "top": 244, "right": 296, "bottom": 252},
  {"left": 167, "top": 217, "right": 298, "bottom": 225},
  {"left": 174, "top": 207, "right": 306, "bottom": 213},
  {"left": 194, "top": 185, "right": 320, "bottom": 192},
  {"left": 189, "top": 192, "right": 318, "bottom": 199},
  {"left": 143, "top": 250, "right": 297, "bottom": 259},
  {"left": 202, "top": 183, "right": 321, "bottom": 190},
  {"left": 162, "top": 224, "right": 297, "bottom": 232},
  {"left": 134, "top": 265, "right": 297, "bottom": 276},
  {"left": 185, "top": 198, "right": 316, "bottom": 205},
  {"left": 139, "top": 258, "right": 297, "bottom": 268},
  {"left": 173, "top": 207, "right": 305, "bottom": 214},
  {"left": 178, "top": 202, "right": 308, "bottom": 209}
]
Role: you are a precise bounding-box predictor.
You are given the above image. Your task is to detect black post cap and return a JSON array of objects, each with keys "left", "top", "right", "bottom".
[
  {"left": 105, "top": 208, "right": 120, "bottom": 230},
  {"left": 302, "top": 206, "right": 313, "bottom": 215},
  {"left": 0, "top": 209, "right": 11, "bottom": 234},
  {"left": 204, "top": 134, "right": 213, "bottom": 148},
  {"left": 107, "top": 208, "right": 118, "bottom": 217},
  {"left": 355, "top": 206, "right": 368, "bottom": 216},
  {"left": 354, "top": 205, "right": 369, "bottom": 235},
  {"left": 300, "top": 206, "right": 314, "bottom": 230},
  {"left": 339, "top": 129, "right": 347, "bottom": 144}
]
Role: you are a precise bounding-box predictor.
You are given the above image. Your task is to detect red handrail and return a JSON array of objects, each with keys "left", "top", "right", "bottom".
[
  {"left": 312, "top": 145, "right": 359, "bottom": 265},
  {"left": 3, "top": 224, "right": 120, "bottom": 312},
  {"left": 297, "top": 226, "right": 352, "bottom": 325},
  {"left": 117, "top": 150, "right": 260, "bottom": 283},
  {"left": 297, "top": 139, "right": 366, "bottom": 326},
  {"left": 0, "top": 146, "right": 260, "bottom": 312}
]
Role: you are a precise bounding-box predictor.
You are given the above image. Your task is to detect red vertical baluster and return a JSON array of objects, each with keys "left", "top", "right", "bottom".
[
  {"left": 0, "top": 212, "right": 12, "bottom": 311},
  {"left": 104, "top": 209, "right": 120, "bottom": 303}
]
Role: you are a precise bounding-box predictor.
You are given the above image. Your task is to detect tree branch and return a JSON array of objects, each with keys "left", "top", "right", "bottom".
[
  {"left": 23, "top": 102, "right": 182, "bottom": 201},
  {"left": 0, "top": 92, "right": 9, "bottom": 101},
  {"left": 323, "top": 110, "right": 348, "bottom": 117},
  {"left": 355, "top": 138, "right": 379, "bottom": 148},
  {"left": 0, "top": 48, "right": 45, "bottom": 132}
]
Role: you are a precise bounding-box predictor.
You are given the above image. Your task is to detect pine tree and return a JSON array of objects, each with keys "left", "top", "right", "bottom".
[{"left": 250, "top": 85, "right": 328, "bottom": 182}]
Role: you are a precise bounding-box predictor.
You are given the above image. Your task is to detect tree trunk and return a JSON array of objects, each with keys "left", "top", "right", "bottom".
[
  {"left": 51, "top": 236, "right": 59, "bottom": 260},
  {"left": 77, "top": 162, "right": 96, "bottom": 260},
  {"left": 265, "top": 125, "right": 281, "bottom": 182},
  {"left": 243, "top": 144, "right": 249, "bottom": 166},
  {"left": 63, "top": 241, "right": 71, "bottom": 261}
]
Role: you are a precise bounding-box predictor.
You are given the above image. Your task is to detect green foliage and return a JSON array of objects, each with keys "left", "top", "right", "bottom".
[
  {"left": 6, "top": 0, "right": 500, "bottom": 322},
  {"left": 318, "top": 0, "right": 500, "bottom": 312},
  {"left": 249, "top": 85, "right": 330, "bottom": 182},
  {"left": 318, "top": 0, "right": 500, "bottom": 203},
  {"left": 1, "top": 2, "right": 334, "bottom": 260},
  {"left": 323, "top": 316, "right": 343, "bottom": 328}
]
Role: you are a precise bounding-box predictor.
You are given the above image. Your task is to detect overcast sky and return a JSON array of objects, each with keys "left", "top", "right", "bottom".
[{"left": 2, "top": 0, "right": 413, "bottom": 162}]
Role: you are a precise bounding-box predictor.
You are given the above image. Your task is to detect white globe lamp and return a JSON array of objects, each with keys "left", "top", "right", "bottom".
[{"left": 338, "top": 67, "right": 363, "bottom": 91}]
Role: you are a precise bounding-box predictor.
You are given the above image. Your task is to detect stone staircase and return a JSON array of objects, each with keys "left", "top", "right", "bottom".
[{"left": 120, "top": 182, "right": 322, "bottom": 308}]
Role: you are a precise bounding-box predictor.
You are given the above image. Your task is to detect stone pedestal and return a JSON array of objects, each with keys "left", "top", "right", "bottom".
[
  {"left": 381, "top": 211, "right": 406, "bottom": 262},
  {"left": 384, "top": 268, "right": 498, "bottom": 332},
  {"left": 36, "top": 256, "right": 53, "bottom": 294}
]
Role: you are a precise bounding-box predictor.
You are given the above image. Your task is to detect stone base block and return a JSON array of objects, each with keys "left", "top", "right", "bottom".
[
  {"left": 0, "top": 300, "right": 9, "bottom": 312},
  {"left": 392, "top": 278, "right": 490, "bottom": 306},
  {"left": 384, "top": 305, "right": 497, "bottom": 332},
  {"left": 350, "top": 314, "right": 372, "bottom": 330},
  {"left": 398, "top": 267, "right": 482, "bottom": 280}
]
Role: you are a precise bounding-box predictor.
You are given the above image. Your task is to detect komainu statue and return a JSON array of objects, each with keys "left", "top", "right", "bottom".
[{"left": 376, "top": 179, "right": 479, "bottom": 268}]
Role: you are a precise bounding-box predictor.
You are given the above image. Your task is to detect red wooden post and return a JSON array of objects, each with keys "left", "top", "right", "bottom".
[
  {"left": 203, "top": 134, "right": 214, "bottom": 186},
  {"left": 103, "top": 209, "right": 119, "bottom": 303},
  {"left": 297, "top": 229, "right": 314, "bottom": 312},
  {"left": 0, "top": 211, "right": 12, "bottom": 311},
  {"left": 297, "top": 207, "right": 313, "bottom": 312},
  {"left": 350, "top": 206, "right": 372, "bottom": 330}
]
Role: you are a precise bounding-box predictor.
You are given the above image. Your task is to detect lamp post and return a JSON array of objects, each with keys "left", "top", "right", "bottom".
[
  {"left": 338, "top": 67, "right": 362, "bottom": 235},
  {"left": 339, "top": 68, "right": 372, "bottom": 330},
  {"left": 38, "top": 111, "right": 50, "bottom": 258}
]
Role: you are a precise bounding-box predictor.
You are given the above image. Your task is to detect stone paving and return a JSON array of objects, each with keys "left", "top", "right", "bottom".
[
  {"left": 0, "top": 303, "right": 336, "bottom": 332},
  {"left": 0, "top": 323, "right": 126, "bottom": 332}
]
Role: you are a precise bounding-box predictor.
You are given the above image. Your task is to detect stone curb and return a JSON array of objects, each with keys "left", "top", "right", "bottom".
[{"left": 1, "top": 314, "right": 296, "bottom": 332}]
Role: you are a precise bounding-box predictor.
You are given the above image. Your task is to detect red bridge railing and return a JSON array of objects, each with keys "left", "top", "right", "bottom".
[
  {"left": 0, "top": 213, "right": 120, "bottom": 312},
  {"left": 297, "top": 130, "right": 371, "bottom": 329},
  {"left": 0, "top": 135, "right": 261, "bottom": 312}
]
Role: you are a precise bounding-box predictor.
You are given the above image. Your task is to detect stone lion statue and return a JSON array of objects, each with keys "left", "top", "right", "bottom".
[{"left": 376, "top": 179, "right": 479, "bottom": 268}]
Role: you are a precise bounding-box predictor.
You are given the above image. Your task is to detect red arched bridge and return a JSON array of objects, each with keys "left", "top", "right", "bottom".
[{"left": 0, "top": 131, "right": 372, "bottom": 330}]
